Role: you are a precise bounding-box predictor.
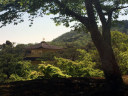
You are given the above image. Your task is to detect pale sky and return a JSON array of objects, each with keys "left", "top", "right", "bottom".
[
  {"left": 0, "top": 13, "right": 128, "bottom": 45},
  {"left": 0, "top": 14, "right": 71, "bottom": 44}
]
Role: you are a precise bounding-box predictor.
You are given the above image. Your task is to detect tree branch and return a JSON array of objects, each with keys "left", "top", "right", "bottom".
[
  {"left": 53, "top": 0, "right": 89, "bottom": 27},
  {"left": 107, "top": 12, "right": 112, "bottom": 28},
  {"left": 93, "top": 0, "right": 107, "bottom": 26},
  {"left": 112, "top": 6, "right": 128, "bottom": 11},
  {"left": 104, "top": 6, "right": 128, "bottom": 15},
  {"left": 84, "top": 0, "right": 99, "bottom": 31},
  {"left": 93, "top": 0, "right": 112, "bottom": 46},
  {"left": 0, "top": 0, "right": 20, "bottom": 12}
]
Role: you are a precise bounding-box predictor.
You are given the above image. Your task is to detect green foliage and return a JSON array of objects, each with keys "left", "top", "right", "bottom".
[
  {"left": 0, "top": 41, "right": 40, "bottom": 82},
  {"left": 77, "top": 49, "right": 93, "bottom": 64},
  {"left": 0, "top": 73, "right": 8, "bottom": 82},
  {"left": 55, "top": 49, "right": 103, "bottom": 77},
  {"left": 55, "top": 57, "right": 83, "bottom": 77},
  {"left": 51, "top": 30, "right": 128, "bottom": 77},
  {"left": 77, "top": 49, "right": 103, "bottom": 77},
  {"left": 0, "top": 0, "right": 128, "bottom": 28},
  {"left": 118, "top": 51, "right": 128, "bottom": 75},
  {"left": 112, "top": 20, "right": 128, "bottom": 34},
  {"left": 56, "top": 48, "right": 80, "bottom": 61},
  {"left": 38, "top": 48, "right": 104, "bottom": 78},
  {"left": 28, "top": 70, "right": 40, "bottom": 79},
  {"left": 0, "top": 41, "right": 26, "bottom": 79},
  {"left": 2, "top": 31, "right": 128, "bottom": 82},
  {"left": 0, "top": 53, "right": 18, "bottom": 78},
  {"left": 111, "top": 31, "right": 128, "bottom": 51},
  {"left": 14, "top": 61, "right": 31, "bottom": 77},
  {"left": 111, "top": 31, "right": 128, "bottom": 75},
  {"left": 0, "top": 0, "right": 128, "bottom": 85},
  {"left": 0, "top": 61, "right": 41, "bottom": 82},
  {"left": 38, "top": 64, "right": 69, "bottom": 78},
  {"left": 81, "top": 31, "right": 128, "bottom": 75},
  {"left": 9, "top": 74, "right": 24, "bottom": 81},
  {"left": 52, "top": 30, "right": 91, "bottom": 48}
]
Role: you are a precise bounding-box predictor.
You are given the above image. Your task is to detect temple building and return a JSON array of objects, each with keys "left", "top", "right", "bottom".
[{"left": 24, "top": 41, "right": 63, "bottom": 64}]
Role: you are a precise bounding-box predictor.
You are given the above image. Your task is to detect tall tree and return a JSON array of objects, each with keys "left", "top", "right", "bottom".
[{"left": 0, "top": 0, "right": 128, "bottom": 88}]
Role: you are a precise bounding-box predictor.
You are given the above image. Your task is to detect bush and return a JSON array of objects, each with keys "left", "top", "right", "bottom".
[
  {"left": 28, "top": 71, "right": 40, "bottom": 79},
  {"left": 9, "top": 74, "right": 23, "bottom": 81},
  {"left": 117, "top": 51, "right": 128, "bottom": 75},
  {"left": 38, "top": 64, "right": 69, "bottom": 78},
  {"left": 55, "top": 55, "right": 103, "bottom": 77},
  {"left": 111, "top": 31, "right": 128, "bottom": 75}
]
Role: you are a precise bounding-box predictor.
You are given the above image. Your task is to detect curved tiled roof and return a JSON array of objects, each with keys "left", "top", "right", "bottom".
[{"left": 26, "top": 41, "right": 62, "bottom": 50}]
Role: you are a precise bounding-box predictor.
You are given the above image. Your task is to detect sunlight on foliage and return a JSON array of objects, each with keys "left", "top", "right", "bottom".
[
  {"left": 111, "top": 31, "right": 128, "bottom": 75},
  {"left": 38, "top": 64, "right": 70, "bottom": 78},
  {"left": 55, "top": 52, "right": 103, "bottom": 77}
]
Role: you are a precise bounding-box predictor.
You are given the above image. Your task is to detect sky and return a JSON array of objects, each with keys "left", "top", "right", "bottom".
[
  {"left": 0, "top": 13, "right": 128, "bottom": 45},
  {"left": 0, "top": 14, "right": 71, "bottom": 44}
]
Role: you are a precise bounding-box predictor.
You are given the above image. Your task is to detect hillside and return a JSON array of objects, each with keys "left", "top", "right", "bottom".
[
  {"left": 111, "top": 20, "right": 128, "bottom": 34},
  {"left": 52, "top": 20, "right": 128, "bottom": 48},
  {"left": 52, "top": 30, "right": 91, "bottom": 47}
]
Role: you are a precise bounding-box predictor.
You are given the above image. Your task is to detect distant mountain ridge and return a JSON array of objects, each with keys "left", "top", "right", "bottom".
[{"left": 52, "top": 30, "right": 91, "bottom": 47}]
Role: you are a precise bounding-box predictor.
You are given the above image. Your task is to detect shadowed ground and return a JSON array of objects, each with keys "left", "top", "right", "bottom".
[{"left": 0, "top": 76, "right": 128, "bottom": 96}]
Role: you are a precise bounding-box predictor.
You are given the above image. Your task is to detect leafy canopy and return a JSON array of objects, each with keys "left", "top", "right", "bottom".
[{"left": 0, "top": 0, "right": 128, "bottom": 28}]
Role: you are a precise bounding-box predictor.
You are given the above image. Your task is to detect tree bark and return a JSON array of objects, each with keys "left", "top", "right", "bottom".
[
  {"left": 90, "top": 29, "right": 123, "bottom": 88},
  {"left": 84, "top": 0, "right": 123, "bottom": 90}
]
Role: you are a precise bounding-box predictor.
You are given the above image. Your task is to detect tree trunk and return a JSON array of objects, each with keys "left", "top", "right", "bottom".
[
  {"left": 90, "top": 29, "right": 123, "bottom": 90},
  {"left": 84, "top": 0, "right": 123, "bottom": 90}
]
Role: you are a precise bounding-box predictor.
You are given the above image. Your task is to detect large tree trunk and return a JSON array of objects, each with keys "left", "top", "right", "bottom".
[
  {"left": 90, "top": 29, "right": 123, "bottom": 90},
  {"left": 84, "top": 0, "right": 123, "bottom": 90}
]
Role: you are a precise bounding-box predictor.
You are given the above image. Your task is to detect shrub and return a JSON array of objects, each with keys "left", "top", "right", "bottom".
[
  {"left": 55, "top": 56, "right": 103, "bottom": 77},
  {"left": 117, "top": 51, "right": 128, "bottom": 75},
  {"left": 9, "top": 74, "right": 23, "bottom": 81},
  {"left": 38, "top": 64, "right": 69, "bottom": 78}
]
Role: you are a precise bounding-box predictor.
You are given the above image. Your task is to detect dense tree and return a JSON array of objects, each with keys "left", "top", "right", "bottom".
[
  {"left": 112, "top": 20, "right": 128, "bottom": 34},
  {"left": 0, "top": 41, "right": 39, "bottom": 82},
  {"left": 0, "top": 0, "right": 128, "bottom": 89},
  {"left": 0, "top": 41, "right": 23, "bottom": 78}
]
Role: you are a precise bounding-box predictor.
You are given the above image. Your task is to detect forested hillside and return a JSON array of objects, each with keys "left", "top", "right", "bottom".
[
  {"left": 52, "top": 30, "right": 91, "bottom": 47},
  {"left": 52, "top": 20, "right": 128, "bottom": 48},
  {"left": 111, "top": 20, "right": 128, "bottom": 34}
]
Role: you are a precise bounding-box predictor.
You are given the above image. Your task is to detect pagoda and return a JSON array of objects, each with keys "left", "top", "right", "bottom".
[{"left": 24, "top": 41, "right": 63, "bottom": 64}]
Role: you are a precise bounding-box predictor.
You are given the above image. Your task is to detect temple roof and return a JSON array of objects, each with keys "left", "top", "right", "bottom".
[{"left": 26, "top": 41, "right": 62, "bottom": 50}]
